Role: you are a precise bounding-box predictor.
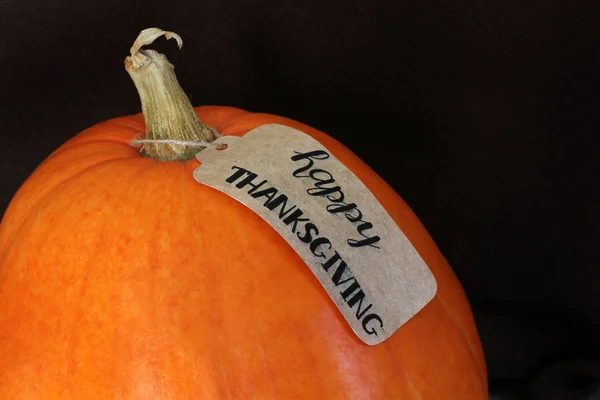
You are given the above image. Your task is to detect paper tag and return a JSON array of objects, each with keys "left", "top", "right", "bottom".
[{"left": 193, "top": 124, "right": 437, "bottom": 345}]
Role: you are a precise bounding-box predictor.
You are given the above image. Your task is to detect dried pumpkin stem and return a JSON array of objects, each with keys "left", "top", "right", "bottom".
[{"left": 125, "top": 28, "right": 215, "bottom": 161}]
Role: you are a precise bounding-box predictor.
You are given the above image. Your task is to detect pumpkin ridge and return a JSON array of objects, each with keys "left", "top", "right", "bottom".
[
  {"left": 402, "top": 370, "right": 424, "bottom": 400},
  {"left": 65, "top": 251, "right": 91, "bottom": 382},
  {"left": 45, "top": 118, "right": 145, "bottom": 156},
  {"left": 48, "top": 139, "right": 139, "bottom": 159},
  {"left": 435, "top": 293, "right": 488, "bottom": 386}
]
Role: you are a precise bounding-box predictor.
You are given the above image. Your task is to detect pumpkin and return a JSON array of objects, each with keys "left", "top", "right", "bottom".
[{"left": 0, "top": 28, "right": 487, "bottom": 399}]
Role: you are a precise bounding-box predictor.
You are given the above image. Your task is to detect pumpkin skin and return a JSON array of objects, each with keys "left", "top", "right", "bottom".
[{"left": 0, "top": 106, "right": 487, "bottom": 399}]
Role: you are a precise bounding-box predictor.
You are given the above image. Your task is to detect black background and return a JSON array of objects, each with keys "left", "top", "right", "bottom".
[{"left": 1, "top": 1, "right": 599, "bottom": 398}]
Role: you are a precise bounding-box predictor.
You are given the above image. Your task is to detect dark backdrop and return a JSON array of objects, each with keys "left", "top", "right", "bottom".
[{"left": 1, "top": 1, "right": 599, "bottom": 398}]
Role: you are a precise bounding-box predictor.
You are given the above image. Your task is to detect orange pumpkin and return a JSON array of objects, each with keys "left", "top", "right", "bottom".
[{"left": 0, "top": 29, "right": 487, "bottom": 399}]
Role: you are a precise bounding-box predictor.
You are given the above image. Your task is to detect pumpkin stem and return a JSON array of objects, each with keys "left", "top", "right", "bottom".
[{"left": 125, "top": 28, "right": 216, "bottom": 161}]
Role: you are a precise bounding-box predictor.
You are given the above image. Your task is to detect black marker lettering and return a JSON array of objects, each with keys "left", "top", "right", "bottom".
[
  {"left": 225, "top": 165, "right": 384, "bottom": 338},
  {"left": 282, "top": 209, "right": 309, "bottom": 233}
]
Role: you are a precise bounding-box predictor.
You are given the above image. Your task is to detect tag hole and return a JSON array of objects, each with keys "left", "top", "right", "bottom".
[{"left": 216, "top": 143, "right": 228, "bottom": 151}]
